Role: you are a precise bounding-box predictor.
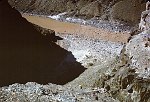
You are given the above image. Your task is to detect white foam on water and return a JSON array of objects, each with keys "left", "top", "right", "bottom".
[
  {"left": 48, "top": 15, "right": 60, "bottom": 20},
  {"left": 48, "top": 12, "right": 67, "bottom": 20},
  {"left": 66, "top": 17, "right": 86, "bottom": 24},
  {"left": 48, "top": 12, "right": 87, "bottom": 24}
]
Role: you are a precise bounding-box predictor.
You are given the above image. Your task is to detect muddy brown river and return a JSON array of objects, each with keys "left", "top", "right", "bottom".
[{"left": 22, "top": 14, "right": 131, "bottom": 43}]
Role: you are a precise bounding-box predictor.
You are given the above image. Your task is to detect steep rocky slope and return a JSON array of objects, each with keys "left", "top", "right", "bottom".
[
  {"left": 93, "top": 6, "right": 150, "bottom": 102},
  {"left": 8, "top": 0, "right": 145, "bottom": 25}
]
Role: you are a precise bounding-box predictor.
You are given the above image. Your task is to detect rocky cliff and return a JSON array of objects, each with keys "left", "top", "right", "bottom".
[
  {"left": 8, "top": 0, "right": 145, "bottom": 25},
  {"left": 95, "top": 4, "right": 150, "bottom": 102}
]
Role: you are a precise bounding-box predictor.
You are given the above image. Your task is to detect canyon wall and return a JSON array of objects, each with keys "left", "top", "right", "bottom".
[{"left": 8, "top": 0, "right": 145, "bottom": 25}]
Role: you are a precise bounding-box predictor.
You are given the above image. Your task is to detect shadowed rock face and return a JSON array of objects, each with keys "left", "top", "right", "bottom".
[
  {"left": 0, "top": 0, "right": 86, "bottom": 87},
  {"left": 111, "top": 0, "right": 145, "bottom": 25}
]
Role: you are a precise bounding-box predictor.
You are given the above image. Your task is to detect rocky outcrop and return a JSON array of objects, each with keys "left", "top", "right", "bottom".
[
  {"left": 97, "top": 3, "right": 150, "bottom": 102},
  {"left": 0, "top": 82, "right": 119, "bottom": 102},
  {"left": 8, "top": 0, "right": 145, "bottom": 25},
  {"left": 103, "top": 41, "right": 150, "bottom": 102}
]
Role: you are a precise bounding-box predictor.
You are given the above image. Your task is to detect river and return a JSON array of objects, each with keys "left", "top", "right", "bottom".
[{"left": 22, "top": 14, "right": 131, "bottom": 43}]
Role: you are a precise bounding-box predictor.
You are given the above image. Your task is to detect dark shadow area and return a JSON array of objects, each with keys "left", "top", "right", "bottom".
[{"left": 0, "top": 0, "right": 86, "bottom": 87}]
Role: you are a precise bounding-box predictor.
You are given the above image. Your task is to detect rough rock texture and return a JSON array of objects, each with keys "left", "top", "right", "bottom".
[
  {"left": 0, "top": 82, "right": 119, "bottom": 102},
  {"left": 96, "top": 5, "right": 150, "bottom": 102},
  {"left": 55, "top": 33, "right": 123, "bottom": 88},
  {"left": 125, "top": 33, "right": 150, "bottom": 78},
  {"left": 139, "top": 10, "right": 150, "bottom": 31},
  {"left": 8, "top": 0, "right": 145, "bottom": 25},
  {"left": 111, "top": 0, "right": 145, "bottom": 24},
  {"left": 102, "top": 34, "right": 150, "bottom": 102}
]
